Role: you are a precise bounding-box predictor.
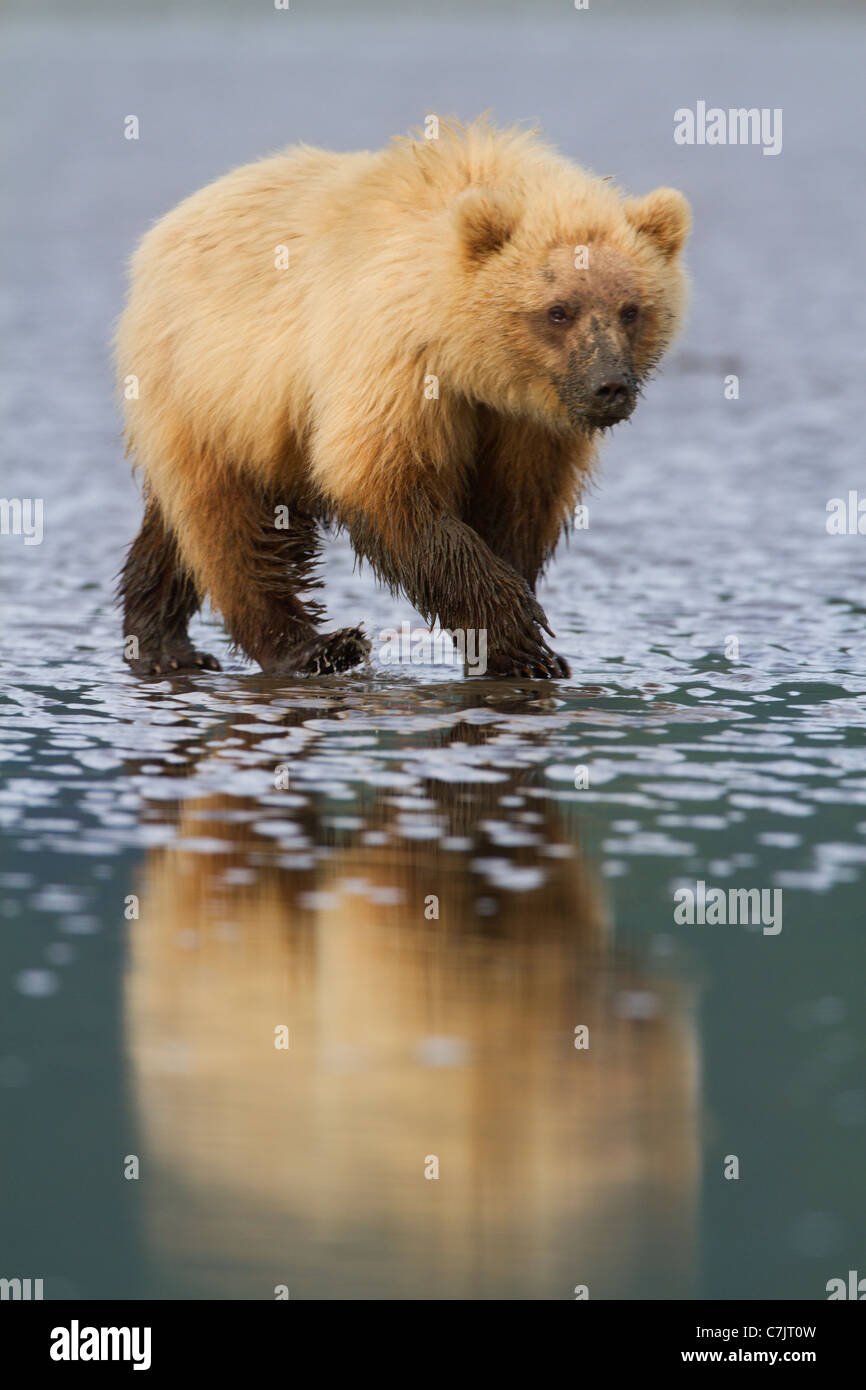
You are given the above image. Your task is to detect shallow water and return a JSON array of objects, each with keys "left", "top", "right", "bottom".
[{"left": 1, "top": 9, "right": 865, "bottom": 1299}]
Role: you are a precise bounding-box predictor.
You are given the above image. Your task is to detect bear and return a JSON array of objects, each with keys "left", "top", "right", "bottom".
[{"left": 116, "top": 117, "right": 690, "bottom": 679}]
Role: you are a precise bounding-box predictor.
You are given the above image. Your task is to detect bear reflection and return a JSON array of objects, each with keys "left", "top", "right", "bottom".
[{"left": 126, "top": 712, "right": 698, "bottom": 1299}]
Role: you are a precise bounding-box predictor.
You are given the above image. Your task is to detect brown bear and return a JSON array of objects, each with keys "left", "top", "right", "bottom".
[{"left": 116, "top": 117, "right": 690, "bottom": 678}]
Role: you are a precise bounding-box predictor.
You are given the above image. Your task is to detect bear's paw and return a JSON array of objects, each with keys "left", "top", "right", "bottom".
[{"left": 271, "top": 626, "right": 371, "bottom": 678}]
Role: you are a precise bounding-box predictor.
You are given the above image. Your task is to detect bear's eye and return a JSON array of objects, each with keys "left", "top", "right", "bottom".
[
  {"left": 620, "top": 303, "right": 639, "bottom": 326},
  {"left": 547, "top": 304, "right": 570, "bottom": 325}
]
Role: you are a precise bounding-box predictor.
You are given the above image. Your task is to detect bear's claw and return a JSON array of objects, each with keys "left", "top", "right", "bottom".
[
  {"left": 126, "top": 646, "right": 222, "bottom": 676},
  {"left": 273, "top": 626, "right": 371, "bottom": 677},
  {"left": 486, "top": 640, "right": 570, "bottom": 680},
  {"left": 478, "top": 582, "right": 566, "bottom": 678}
]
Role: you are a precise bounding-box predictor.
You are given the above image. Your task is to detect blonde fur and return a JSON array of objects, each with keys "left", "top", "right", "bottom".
[{"left": 116, "top": 117, "right": 690, "bottom": 677}]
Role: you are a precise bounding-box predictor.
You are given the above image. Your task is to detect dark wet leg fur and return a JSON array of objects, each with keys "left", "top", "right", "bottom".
[
  {"left": 348, "top": 503, "right": 568, "bottom": 680},
  {"left": 120, "top": 483, "right": 370, "bottom": 677},
  {"left": 119, "top": 499, "right": 221, "bottom": 675},
  {"left": 212, "top": 487, "right": 369, "bottom": 674}
]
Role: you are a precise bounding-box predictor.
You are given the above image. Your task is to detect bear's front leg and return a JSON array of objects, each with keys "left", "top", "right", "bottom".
[{"left": 350, "top": 505, "right": 569, "bottom": 679}]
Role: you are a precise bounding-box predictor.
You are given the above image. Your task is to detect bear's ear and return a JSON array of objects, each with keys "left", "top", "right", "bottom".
[
  {"left": 453, "top": 186, "right": 522, "bottom": 263},
  {"left": 624, "top": 187, "right": 691, "bottom": 261}
]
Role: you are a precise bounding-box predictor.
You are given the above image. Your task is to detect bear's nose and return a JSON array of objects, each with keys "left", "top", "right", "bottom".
[{"left": 593, "top": 377, "right": 629, "bottom": 409}]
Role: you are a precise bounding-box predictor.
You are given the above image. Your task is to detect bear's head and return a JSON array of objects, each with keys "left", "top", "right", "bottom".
[{"left": 450, "top": 179, "right": 691, "bottom": 434}]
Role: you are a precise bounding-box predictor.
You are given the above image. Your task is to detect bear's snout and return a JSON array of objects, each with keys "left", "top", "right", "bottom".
[
  {"left": 552, "top": 356, "right": 637, "bottom": 432},
  {"left": 583, "top": 358, "right": 636, "bottom": 422},
  {"left": 589, "top": 371, "right": 635, "bottom": 425}
]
